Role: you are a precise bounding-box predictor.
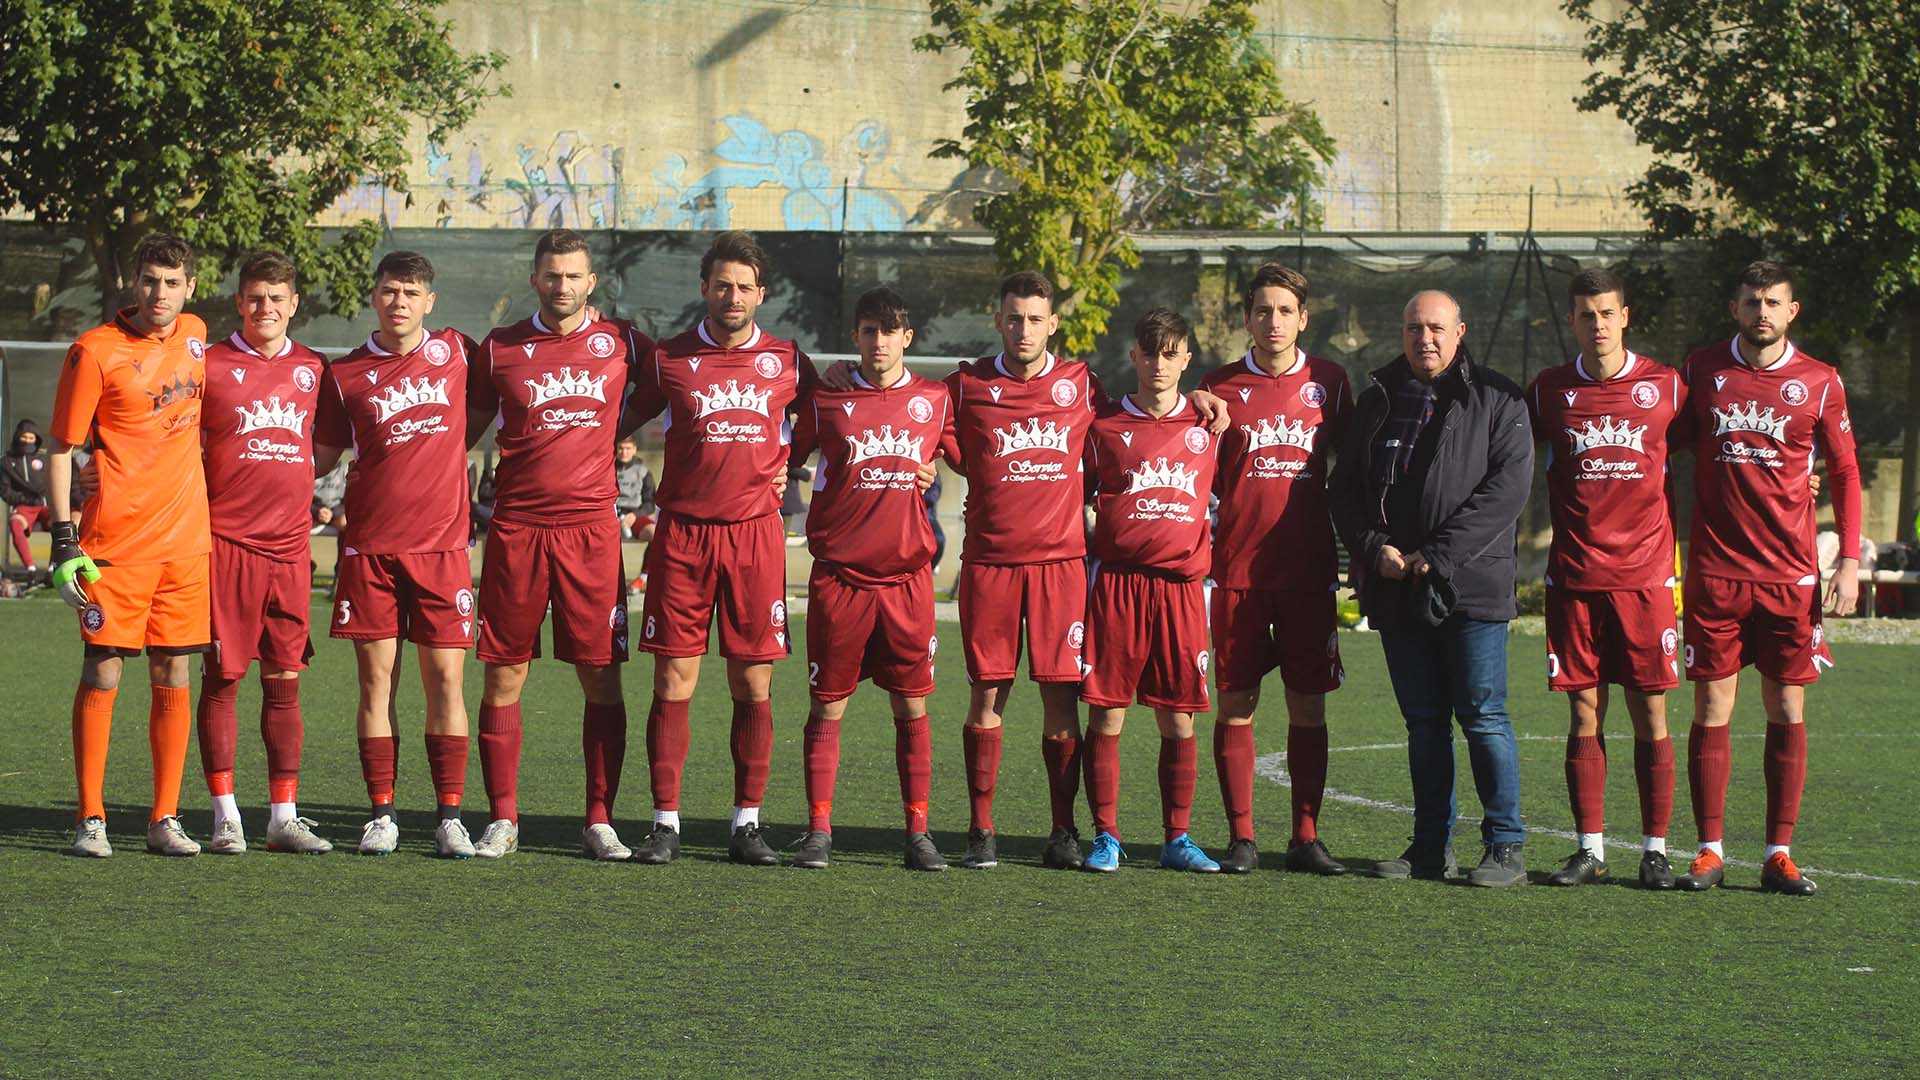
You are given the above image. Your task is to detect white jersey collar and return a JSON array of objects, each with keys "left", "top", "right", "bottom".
[
  {"left": 850, "top": 367, "right": 911, "bottom": 391},
  {"left": 1121, "top": 393, "right": 1188, "bottom": 419},
  {"left": 228, "top": 332, "right": 293, "bottom": 360},
  {"left": 1573, "top": 350, "right": 1637, "bottom": 382},
  {"left": 994, "top": 351, "right": 1056, "bottom": 381},
  {"left": 697, "top": 320, "right": 763, "bottom": 351},
  {"left": 532, "top": 310, "right": 596, "bottom": 336},
  {"left": 1729, "top": 335, "right": 1796, "bottom": 371},
  {"left": 1242, "top": 346, "right": 1305, "bottom": 379}
]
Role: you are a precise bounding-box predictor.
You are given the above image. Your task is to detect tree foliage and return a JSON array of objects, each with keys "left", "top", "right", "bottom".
[
  {"left": 0, "top": 0, "right": 508, "bottom": 321},
  {"left": 916, "top": 0, "right": 1335, "bottom": 354},
  {"left": 1565, "top": 0, "right": 1920, "bottom": 538}
]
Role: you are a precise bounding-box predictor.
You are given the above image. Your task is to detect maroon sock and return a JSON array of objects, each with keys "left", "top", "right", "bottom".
[
  {"left": 1160, "top": 735, "right": 1198, "bottom": 842},
  {"left": 1634, "top": 736, "right": 1675, "bottom": 838},
  {"left": 1083, "top": 731, "right": 1122, "bottom": 838},
  {"left": 7, "top": 514, "right": 31, "bottom": 566},
  {"left": 962, "top": 724, "right": 1002, "bottom": 831},
  {"left": 646, "top": 697, "right": 691, "bottom": 811},
  {"left": 358, "top": 735, "right": 398, "bottom": 806},
  {"left": 478, "top": 702, "right": 524, "bottom": 822},
  {"left": 895, "top": 715, "right": 931, "bottom": 833},
  {"left": 259, "top": 677, "right": 304, "bottom": 805},
  {"left": 196, "top": 675, "right": 241, "bottom": 783},
  {"left": 583, "top": 701, "right": 627, "bottom": 827},
  {"left": 1688, "top": 723, "right": 1731, "bottom": 845},
  {"left": 1763, "top": 722, "right": 1807, "bottom": 847},
  {"left": 425, "top": 734, "right": 468, "bottom": 808},
  {"left": 730, "top": 699, "right": 773, "bottom": 808},
  {"left": 1040, "top": 731, "right": 1081, "bottom": 832},
  {"left": 802, "top": 714, "right": 841, "bottom": 832},
  {"left": 1213, "top": 722, "right": 1255, "bottom": 842},
  {"left": 1287, "top": 723, "right": 1329, "bottom": 844},
  {"left": 1565, "top": 733, "right": 1608, "bottom": 835}
]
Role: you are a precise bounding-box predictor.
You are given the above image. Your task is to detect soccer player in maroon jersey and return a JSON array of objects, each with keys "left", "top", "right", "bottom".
[
  {"left": 1673, "top": 260, "right": 1861, "bottom": 896},
  {"left": 463, "top": 229, "right": 653, "bottom": 861},
  {"left": 620, "top": 232, "right": 818, "bottom": 867},
  {"left": 313, "top": 251, "right": 480, "bottom": 858},
  {"left": 1198, "top": 264, "right": 1353, "bottom": 875},
  {"left": 1078, "top": 309, "right": 1221, "bottom": 873},
  {"left": 195, "top": 251, "right": 332, "bottom": 855},
  {"left": 1525, "top": 269, "right": 1686, "bottom": 889},
  {"left": 785, "top": 287, "right": 953, "bottom": 871}
]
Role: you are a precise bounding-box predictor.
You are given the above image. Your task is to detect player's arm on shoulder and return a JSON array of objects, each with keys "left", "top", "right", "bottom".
[{"left": 1188, "top": 387, "right": 1231, "bottom": 434}]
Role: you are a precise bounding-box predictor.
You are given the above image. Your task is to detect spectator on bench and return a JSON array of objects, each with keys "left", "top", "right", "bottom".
[{"left": 4, "top": 419, "right": 51, "bottom": 574}]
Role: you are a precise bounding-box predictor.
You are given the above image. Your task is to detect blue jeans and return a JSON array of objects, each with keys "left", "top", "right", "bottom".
[{"left": 1377, "top": 616, "right": 1525, "bottom": 849}]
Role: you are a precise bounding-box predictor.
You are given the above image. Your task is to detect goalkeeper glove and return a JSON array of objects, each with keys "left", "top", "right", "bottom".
[{"left": 50, "top": 521, "right": 101, "bottom": 610}]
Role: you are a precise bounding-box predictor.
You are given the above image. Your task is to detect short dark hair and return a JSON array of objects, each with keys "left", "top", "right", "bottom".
[
  {"left": 133, "top": 234, "right": 194, "bottom": 278},
  {"left": 1242, "top": 263, "right": 1308, "bottom": 314},
  {"left": 1737, "top": 259, "right": 1795, "bottom": 298},
  {"left": 534, "top": 228, "right": 592, "bottom": 267},
  {"left": 1568, "top": 267, "right": 1627, "bottom": 310},
  {"left": 853, "top": 286, "right": 911, "bottom": 332},
  {"left": 374, "top": 250, "right": 435, "bottom": 287},
  {"left": 1133, "top": 308, "right": 1192, "bottom": 355},
  {"left": 237, "top": 250, "right": 297, "bottom": 291},
  {"left": 997, "top": 270, "right": 1053, "bottom": 305},
  {"left": 700, "top": 231, "right": 769, "bottom": 286}
]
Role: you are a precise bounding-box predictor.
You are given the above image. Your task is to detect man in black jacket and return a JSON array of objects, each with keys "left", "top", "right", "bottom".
[
  {"left": 1330, "top": 290, "right": 1534, "bottom": 887},
  {"left": 4, "top": 419, "right": 51, "bottom": 574}
]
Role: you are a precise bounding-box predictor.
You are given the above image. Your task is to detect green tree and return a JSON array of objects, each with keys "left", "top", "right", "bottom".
[
  {"left": 1566, "top": 0, "right": 1920, "bottom": 541},
  {"left": 916, "top": 0, "right": 1335, "bottom": 354},
  {"left": 0, "top": 0, "right": 507, "bottom": 321}
]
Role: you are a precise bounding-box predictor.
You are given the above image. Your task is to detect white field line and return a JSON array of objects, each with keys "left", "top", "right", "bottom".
[{"left": 1255, "top": 731, "right": 1920, "bottom": 886}]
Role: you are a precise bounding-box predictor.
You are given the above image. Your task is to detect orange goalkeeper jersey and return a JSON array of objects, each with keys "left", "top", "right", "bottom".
[{"left": 51, "top": 309, "right": 212, "bottom": 566}]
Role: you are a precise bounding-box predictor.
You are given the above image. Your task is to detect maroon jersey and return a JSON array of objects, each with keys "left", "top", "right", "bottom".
[
  {"left": 200, "top": 333, "right": 326, "bottom": 562},
  {"left": 1086, "top": 395, "right": 1219, "bottom": 580},
  {"left": 945, "top": 353, "right": 1103, "bottom": 565},
  {"left": 1200, "top": 349, "right": 1351, "bottom": 590},
  {"left": 1526, "top": 352, "right": 1685, "bottom": 591},
  {"left": 627, "top": 322, "right": 818, "bottom": 524},
  {"left": 791, "top": 368, "right": 954, "bottom": 584},
  {"left": 471, "top": 312, "right": 652, "bottom": 527},
  {"left": 1681, "top": 338, "right": 1861, "bottom": 585},
  {"left": 314, "top": 328, "right": 477, "bottom": 555}
]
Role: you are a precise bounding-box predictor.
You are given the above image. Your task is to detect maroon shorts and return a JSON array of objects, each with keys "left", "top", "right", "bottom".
[
  {"left": 208, "top": 535, "right": 314, "bottom": 679},
  {"left": 10, "top": 504, "right": 49, "bottom": 529},
  {"left": 1210, "top": 585, "right": 1344, "bottom": 695},
  {"left": 639, "top": 511, "right": 787, "bottom": 661},
  {"left": 330, "top": 549, "right": 475, "bottom": 649},
  {"left": 957, "top": 559, "right": 1087, "bottom": 684},
  {"left": 1545, "top": 586, "right": 1679, "bottom": 693},
  {"left": 1683, "top": 573, "right": 1830, "bottom": 685},
  {"left": 805, "top": 563, "right": 936, "bottom": 701},
  {"left": 477, "top": 517, "right": 628, "bottom": 666},
  {"left": 1080, "top": 566, "right": 1209, "bottom": 712}
]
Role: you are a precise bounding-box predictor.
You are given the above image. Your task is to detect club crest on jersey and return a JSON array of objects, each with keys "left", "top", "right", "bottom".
[
  {"left": 81, "top": 604, "right": 105, "bottom": 632},
  {"left": 456, "top": 589, "right": 474, "bottom": 616},
  {"left": 1781, "top": 378, "right": 1809, "bottom": 406},
  {"left": 845, "top": 424, "right": 926, "bottom": 464},
  {"left": 771, "top": 600, "right": 787, "bottom": 627},
  {"left": 1299, "top": 381, "right": 1326, "bottom": 408},
  {"left": 1068, "top": 621, "right": 1085, "bottom": 650},
  {"left": 423, "top": 338, "right": 452, "bottom": 366},
  {"left": 1183, "top": 427, "right": 1209, "bottom": 453},
  {"left": 1243, "top": 415, "right": 1316, "bottom": 453},
  {"left": 587, "top": 332, "right": 617, "bottom": 358},
  {"left": 1629, "top": 381, "right": 1658, "bottom": 408},
  {"left": 1661, "top": 628, "right": 1677, "bottom": 657},
  {"left": 691, "top": 380, "right": 772, "bottom": 418},
  {"left": 371, "top": 376, "right": 452, "bottom": 423},
  {"left": 234, "top": 395, "right": 309, "bottom": 436},
  {"left": 293, "top": 366, "right": 316, "bottom": 393},
  {"left": 992, "top": 417, "right": 1070, "bottom": 456},
  {"left": 754, "top": 352, "right": 782, "bottom": 379},
  {"left": 1196, "top": 650, "right": 1210, "bottom": 676},
  {"left": 1565, "top": 415, "right": 1647, "bottom": 456},
  {"left": 525, "top": 366, "right": 609, "bottom": 406},
  {"left": 187, "top": 337, "right": 205, "bottom": 361},
  {"left": 610, "top": 605, "right": 627, "bottom": 629},
  {"left": 1125, "top": 456, "right": 1199, "bottom": 497},
  {"left": 908, "top": 396, "right": 933, "bottom": 424},
  {"left": 1050, "top": 378, "right": 1078, "bottom": 407},
  {"left": 1711, "top": 400, "right": 1788, "bottom": 440}
]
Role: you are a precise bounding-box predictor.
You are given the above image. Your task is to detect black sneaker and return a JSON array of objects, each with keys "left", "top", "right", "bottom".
[
  {"left": 789, "top": 829, "right": 832, "bottom": 869},
  {"left": 904, "top": 832, "right": 947, "bottom": 871},
  {"left": 1546, "top": 848, "right": 1609, "bottom": 886},
  {"left": 1284, "top": 838, "right": 1347, "bottom": 876},
  {"left": 1638, "top": 849, "right": 1676, "bottom": 890},
  {"left": 1467, "top": 842, "right": 1528, "bottom": 887},
  {"left": 632, "top": 823, "right": 680, "bottom": 865},
  {"left": 961, "top": 827, "right": 997, "bottom": 869},
  {"left": 1041, "top": 827, "right": 1084, "bottom": 870},
  {"left": 1760, "top": 851, "right": 1818, "bottom": 896},
  {"left": 729, "top": 822, "right": 779, "bottom": 866},
  {"left": 1218, "top": 838, "right": 1259, "bottom": 874},
  {"left": 1374, "top": 840, "right": 1457, "bottom": 881}
]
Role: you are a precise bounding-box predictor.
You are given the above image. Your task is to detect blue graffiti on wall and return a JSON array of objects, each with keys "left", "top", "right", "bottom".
[{"left": 635, "top": 115, "right": 905, "bottom": 230}]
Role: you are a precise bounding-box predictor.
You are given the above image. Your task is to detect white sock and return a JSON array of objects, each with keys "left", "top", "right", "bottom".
[
  {"left": 211, "top": 793, "right": 240, "bottom": 829},
  {"left": 1642, "top": 835, "right": 1666, "bottom": 854},
  {"left": 732, "top": 805, "right": 759, "bottom": 830},
  {"left": 654, "top": 809, "right": 681, "bottom": 831},
  {"left": 1765, "top": 844, "right": 1790, "bottom": 860},
  {"left": 1702, "top": 839, "right": 1724, "bottom": 858},
  {"left": 1578, "top": 832, "right": 1605, "bottom": 859},
  {"left": 269, "top": 801, "right": 296, "bottom": 830}
]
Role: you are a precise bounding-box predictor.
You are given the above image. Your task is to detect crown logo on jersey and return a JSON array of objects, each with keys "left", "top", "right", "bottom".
[
  {"left": 1124, "top": 456, "right": 1199, "bottom": 497},
  {"left": 371, "top": 376, "right": 452, "bottom": 423},
  {"left": 845, "top": 424, "right": 925, "bottom": 465},
  {"left": 145, "top": 373, "right": 202, "bottom": 412},
  {"left": 690, "top": 379, "right": 772, "bottom": 418},
  {"left": 1565, "top": 415, "right": 1646, "bottom": 456},
  {"left": 1242, "top": 415, "right": 1317, "bottom": 453},
  {"left": 992, "top": 417, "right": 1070, "bottom": 456},
  {"left": 1710, "top": 400, "right": 1788, "bottom": 440},
  {"left": 234, "top": 395, "right": 309, "bottom": 436},
  {"left": 524, "top": 366, "right": 609, "bottom": 407}
]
